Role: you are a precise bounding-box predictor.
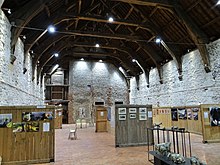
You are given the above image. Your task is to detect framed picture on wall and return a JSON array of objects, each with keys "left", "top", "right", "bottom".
[
  {"left": 119, "top": 115, "right": 126, "bottom": 120},
  {"left": 0, "top": 114, "right": 12, "bottom": 128},
  {"left": 130, "top": 114, "right": 136, "bottom": 119},
  {"left": 171, "top": 108, "right": 178, "bottom": 121},
  {"left": 178, "top": 108, "right": 187, "bottom": 120},
  {"left": 118, "top": 108, "right": 126, "bottom": 114},
  {"left": 129, "top": 108, "right": 137, "bottom": 113},
  {"left": 139, "top": 108, "right": 147, "bottom": 114},
  {"left": 139, "top": 114, "right": 147, "bottom": 120}
]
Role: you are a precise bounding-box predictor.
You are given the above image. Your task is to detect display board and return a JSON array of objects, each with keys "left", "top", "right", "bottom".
[
  {"left": 200, "top": 104, "right": 220, "bottom": 143},
  {"left": 0, "top": 106, "right": 55, "bottom": 164},
  {"left": 95, "top": 106, "right": 108, "bottom": 132},
  {"left": 54, "top": 108, "right": 63, "bottom": 129},
  {"left": 115, "top": 105, "right": 153, "bottom": 147},
  {"left": 153, "top": 106, "right": 202, "bottom": 134}
]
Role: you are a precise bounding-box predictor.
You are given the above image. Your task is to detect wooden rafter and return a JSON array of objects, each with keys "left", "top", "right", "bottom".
[
  {"left": 64, "top": 14, "right": 154, "bottom": 33},
  {"left": 9, "top": 0, "right": 50, "bottom": 57},
  {"left": 132, "top": 4, "right": 183, "bottom": 80},
  {"left": 38, "top": 40, "right": 141, "bottom": 76},
  {"left": 110, "top": 0, "right": 173, "bottom": 8},
  {"left": 173, "top": 2, "right": 211, "bottom": 72}
]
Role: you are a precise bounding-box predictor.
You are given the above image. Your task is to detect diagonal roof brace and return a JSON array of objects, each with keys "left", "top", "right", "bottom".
[
  {"left": 173, "top": 2, "right": 211, "bottom": 73},
  {"left": 9, "top": 0, "right": 50, "bottom": 63}
]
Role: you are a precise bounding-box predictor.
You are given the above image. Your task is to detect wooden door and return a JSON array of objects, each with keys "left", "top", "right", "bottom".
[{"left": 96, "top": 106, "right": 108, "bottom": 132}]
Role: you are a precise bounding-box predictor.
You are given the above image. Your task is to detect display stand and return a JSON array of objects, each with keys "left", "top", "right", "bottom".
[
  {"left": 115, "top": 105, "right": 153, "bottom": 147},
  {"left": 0, "top": 106, "right": 55, "bottom": 164},
  {"left": 147, "top": 127, "right": 192, "bottom": 164},
  {"left": 149, "top": 151, "right": 191, "bottom": 165},
  {"left": 153, "top": 106, "right": 202, "bottom": 134},
  {"left": 200, "top": 104, "right": 220, "bottom": 143},
  {"left": 54, "top": 108, "right": 63, "bottom": 129}
]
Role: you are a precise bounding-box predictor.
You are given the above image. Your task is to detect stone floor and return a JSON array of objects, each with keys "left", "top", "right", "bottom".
[{"left": 39, "top": 124, "right": 220, "bottom": 165}]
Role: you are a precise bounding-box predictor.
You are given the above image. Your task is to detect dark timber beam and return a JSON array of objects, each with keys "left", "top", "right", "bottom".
[
  {"left": 39, "top": 50, "right": 139, "bottom": 78},
  {"left": 64, "top": 14, "right": 154, "bottom": 34},
  {"left": 9, "top": 0, "right": 50, "bottom": 61},
  {"left": 38, "top": 40, "right": 140, "bottom": 72},
  {"left": 131, "top": 4, "right": 183, "bottom": 80},
  {"left": 173, "top": 2, "right": 210, "bottom": 72},
  {"left": 138, "top": 42, "right": 163, "bottom": 83},
  {"left": 58, "top": 30, "right": 142, "bottom": 41},
  {"left": 110, "top": 0, "right": 173, "bottom": 8}
]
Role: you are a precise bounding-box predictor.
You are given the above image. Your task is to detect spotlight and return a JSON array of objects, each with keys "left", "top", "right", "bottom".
[
  {"left": 80, "top": 58, "right": 84, "bottom": 61},
  {"left": 108, "top": 17, "right": 114, "bottom": 22},
  {"left": 95, "top": 44, "right": 100, "bottom": 48},
  {"left": 132, "top": 59, "right": 136, "bottom": 62},
  {"left": 54, "top": 53, "right": 59, "bottom": 57},
  {"left": 8, "top": 9, "right": 11, "bottom": 14},
  {"left": 155, "top": 37, "right": 161, "bottom": 44},
  {"left": 99, "top": 59, "right": 103, "bottom": 62},
  {"left": 217, "top": 0, "right": 220, "bottom": 5},
  {"left": 48, "top": 25, "right": 56, "bottom": 33}
]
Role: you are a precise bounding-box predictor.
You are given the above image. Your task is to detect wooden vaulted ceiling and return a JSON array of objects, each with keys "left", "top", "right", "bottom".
[{"left": 2, "top": 0, "right": 220, "bottom": 82}]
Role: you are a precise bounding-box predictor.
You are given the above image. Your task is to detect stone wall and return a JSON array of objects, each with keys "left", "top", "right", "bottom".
[
  {"left": 130, "top": 39, "right": 220, "bottom": 107},
  {"left": 0, "top": 10, "right": 44, "bottom": 105},
  {"left": 69, "top": 60, "right": 129, "bottom": 124}
]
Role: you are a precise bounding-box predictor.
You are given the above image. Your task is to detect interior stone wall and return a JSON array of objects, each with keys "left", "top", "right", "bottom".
[
  {"left": 0, "top": 10, "right": 44, "bottom": 105},
  {"left": 68, "top": 60, "right": 129, "bottom": 124},
  {"left": 130, "top": 39, "right": 220, "bottom": 107}
]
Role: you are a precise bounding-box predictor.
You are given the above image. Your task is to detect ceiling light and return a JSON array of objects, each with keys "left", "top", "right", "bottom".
[
  {"left": 95, "top": 44, "right": 100, "bottom": 48},
  {"left": 217, "top": 0, "right": 220, "bottom": 5},
  {"left": 48, "top": 25, "right": 56, "bottom": 33},
  {"left": 155, "top": 37, "right": 161, "bottom": 44},
  {"left": 54, "top": 53, "right": 59, "bottom": 57},
  {"left": 80, "top": 58, "right": 84, "bottom": 61},
  {"left": 132, "top": 59, "right": 136, "bottom": 62},
  {"left": 108, "top": 17, "right": 114, "bottom": 22},
  {"left": 22, "top": 35, "right": 26, "bottom": 40},
  {"left": 8, "top": 9, "right": 11, "bottom": 14},
  {"left": 99, "top": 59, "right": 103, "bottom": 62},
  {"left": 119, "top": 67, "right": 122, "bottom": 70}
]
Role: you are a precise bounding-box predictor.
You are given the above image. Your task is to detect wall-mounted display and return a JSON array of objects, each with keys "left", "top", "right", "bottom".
[
  {"left": 118, "top": 108, "right": 126, "bottom": 114},
  {"left": 139, "top": 108, "right": 147, "bottom": 113},
  {"left": 119, "top": 115, "right": 126, "bottom": 120},
  {"left": 171, "top": 108, "right": 178, "bottom": 121},
  {"left": 187, "top": 109, "right": 192, "bottom": 120},
  {"left": 13, "top": 122, "right": 25, "bottom": 133},
  {"left": 26, "top": 122, "right": 39, "bottom": 132},
  {"left": 129, "top": 108, "right": 137, "bottom": 113},
  {"left": 209, "top": 107, "right": 220, "bottom": 126},
  {"left": 22, "top": 112, "right": 53, "bottom": 122},
  {"left": 0, "top": 114, "right": 12, "bottom": 128},
  {"left": 192, "top": 108, "right": 199, "bottom": 120},
  {"left": 139, "top": 114, "right": 147, "bottom": 120},
  {"left": 130, "top": 114, "right": 136, "bottom": 119},
  {"left": 178, "top": 108, "right": 187, "bottom": 120}
]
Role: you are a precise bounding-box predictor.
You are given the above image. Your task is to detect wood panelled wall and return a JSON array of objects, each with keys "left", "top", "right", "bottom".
[
  {"left": 0, "top": 106, "right": 55, "bottom": 164},
  {"left": 115, "top": 105, "right": 153, "bottom": 147},
  {"left": 153, "top": 106, "right": 202, "bottom": 134}
]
